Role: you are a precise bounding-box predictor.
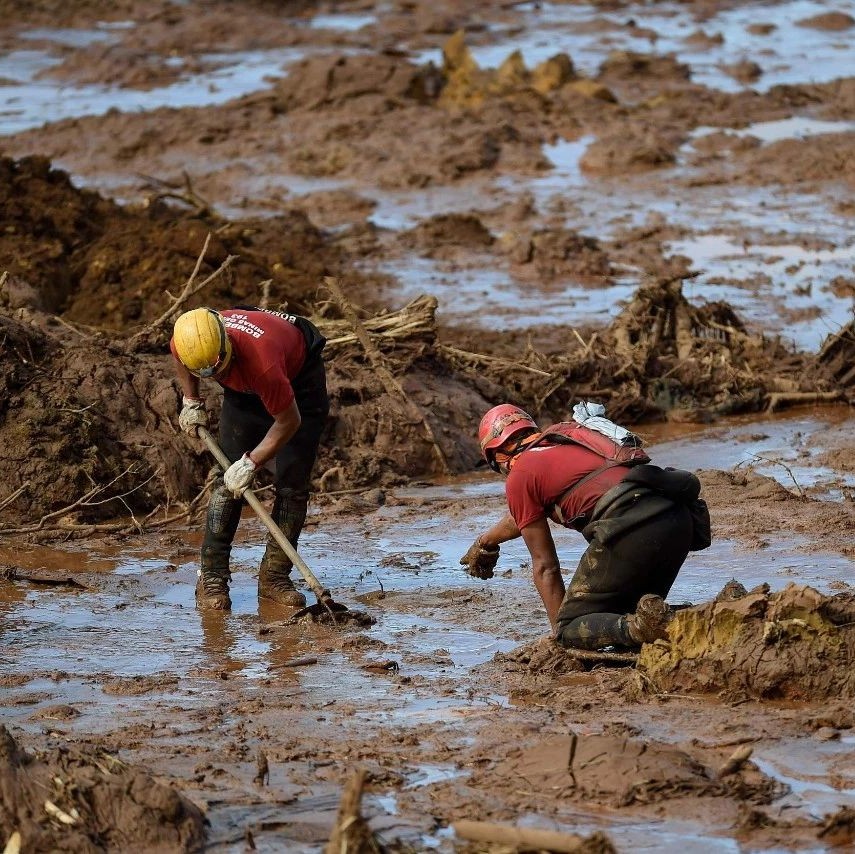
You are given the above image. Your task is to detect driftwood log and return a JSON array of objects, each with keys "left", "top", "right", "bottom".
[{"left": 453, "top": 819, "right": 616, "bottom": 853}]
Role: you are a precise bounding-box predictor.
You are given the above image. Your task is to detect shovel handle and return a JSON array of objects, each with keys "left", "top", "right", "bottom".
[{"left": 197, "top": 427, "right": 330, "bottom": 604}]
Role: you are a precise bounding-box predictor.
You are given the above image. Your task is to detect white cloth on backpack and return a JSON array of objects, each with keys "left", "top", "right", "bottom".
[{"left": 572, "top": 401, "right": 640, "bottom": 447}]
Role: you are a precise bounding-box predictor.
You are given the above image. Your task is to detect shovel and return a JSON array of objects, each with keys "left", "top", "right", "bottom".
[{"left": 197, "top": 427, "right": 355, "bottom": 623}]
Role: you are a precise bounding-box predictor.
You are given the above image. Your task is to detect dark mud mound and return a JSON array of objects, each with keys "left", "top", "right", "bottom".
[
  {"left": 638, "top": 584, "right": 855, "bottom": 700},
  {"left": 0, "top": 295, "right": 486, "bottom": 526},
  {"left": 0, "top": 156, "right": 338, "bottom": 328},
  {"left": 0, "top": 725, "right": 205, "bottom": 853},
  {"left": 0, "top": 311, "right": 199, "bottom": 526}
]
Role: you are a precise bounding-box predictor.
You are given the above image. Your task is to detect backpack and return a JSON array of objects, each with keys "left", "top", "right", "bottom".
[
  {"left": 534, "top": 421, "right": 650, "bottom": 464},
  {"left": 531, "top": 422, "right": 650, "bottom": 526}
]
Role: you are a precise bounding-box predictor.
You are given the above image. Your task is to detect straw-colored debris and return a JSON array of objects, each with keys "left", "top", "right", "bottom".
[{"left": 638, "top": 584, "right": 855, "bottom": 700}]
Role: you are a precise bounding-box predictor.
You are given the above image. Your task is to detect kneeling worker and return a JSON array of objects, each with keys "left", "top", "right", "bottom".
[
  {"left": 171, "top": 306, "right": 329, "bottom": 611},
  {"left": 461, "top": 404, "right": 710, "bottom": 649}
]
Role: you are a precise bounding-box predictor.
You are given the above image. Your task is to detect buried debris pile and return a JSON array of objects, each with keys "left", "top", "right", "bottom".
[
  {"left": 0, "top": 726, "right": 206, "bottom": 853},
  {"left": 638, "top": 584, "right": 855, "bottom": 700}
]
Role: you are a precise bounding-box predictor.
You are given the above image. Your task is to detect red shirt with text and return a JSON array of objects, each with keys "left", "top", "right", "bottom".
[{"left": 171, "top": 309, "right": 307, "bottom": 416}]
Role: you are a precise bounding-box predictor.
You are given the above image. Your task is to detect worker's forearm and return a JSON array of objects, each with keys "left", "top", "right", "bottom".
[
  {"left": 173, "top": 357, "right": 200, "bottom": 399},
  {"left": 480, "top": 513, "right": 521, "bottom": 548},
  {"left": 532, "top": 564, "right": 566, "bottom": 629},
  {"left": 251, "top": 404, "right": 301, "bottom": 466}
]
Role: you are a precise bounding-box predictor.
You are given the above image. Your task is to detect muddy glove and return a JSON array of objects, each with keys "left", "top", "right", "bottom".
[
  {"left": 460, "top": 536, "right": 500, "bottom": 579},
  {"left": 223, "top": 453, "right": 257, "bottom": 497},
  {"left": 178, "top": 396, "right": 208, "bottom": 436}
]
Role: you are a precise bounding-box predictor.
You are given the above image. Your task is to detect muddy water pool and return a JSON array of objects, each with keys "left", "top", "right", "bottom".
[
  {"left": 3, "top": 406, "right": 853, "bottom": 715},
  {"left": 2, "top": 2, "right": 852, "bottom": 351}
]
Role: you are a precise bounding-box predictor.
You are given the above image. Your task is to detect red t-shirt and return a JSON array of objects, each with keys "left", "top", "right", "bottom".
[
  {"left": 505, "top": 443, "right": 632, "bottom": 531},
  {"left": 171, "top": 309, "right": 307, "bottom": 416}
]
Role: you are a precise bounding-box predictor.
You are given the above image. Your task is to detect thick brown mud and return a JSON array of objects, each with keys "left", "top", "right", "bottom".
[{"left": 1, "top": 0, "right": 854, "bottom": 851}]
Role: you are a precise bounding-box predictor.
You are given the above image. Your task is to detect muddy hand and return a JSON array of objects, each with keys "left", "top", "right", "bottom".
[{"left": 460, "top": 536, "right": 500, "bottom": 579}]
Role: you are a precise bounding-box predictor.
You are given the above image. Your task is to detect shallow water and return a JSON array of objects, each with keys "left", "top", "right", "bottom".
[
  {"left": 2, "top": 4, "right": 851, "bottom": 351},
  {"left": 415, "top": 0, "right": 855, "bottom": 94},
  {"left": 2, "top": 407, "right": 852, "bottom": 706}
]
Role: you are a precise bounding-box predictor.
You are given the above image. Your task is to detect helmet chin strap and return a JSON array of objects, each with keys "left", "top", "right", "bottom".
[{"left": 490, "top": 430, "right": 541, "bottom": 473}]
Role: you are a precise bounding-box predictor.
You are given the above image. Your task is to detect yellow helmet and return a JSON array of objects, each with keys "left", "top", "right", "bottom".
[{"left": 172, "top": 308, "right": 232, "bottom": 378}]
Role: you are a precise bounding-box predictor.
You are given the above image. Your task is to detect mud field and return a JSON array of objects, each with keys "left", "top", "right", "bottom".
[{"left": 1, "top": 0, "right": 855, "bottom": 851}]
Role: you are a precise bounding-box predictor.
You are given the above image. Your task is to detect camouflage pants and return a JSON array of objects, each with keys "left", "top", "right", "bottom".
[{"left": 554, "top": 501, "right": 692, "bottom": 650}]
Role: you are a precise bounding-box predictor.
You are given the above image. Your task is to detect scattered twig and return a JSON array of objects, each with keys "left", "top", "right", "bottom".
[
  {"left": 268, "top": 656, "right": 319, "bottom": 671},
  {"left": 437, "top": 344, "right": 552, "bottom": 377},
  {"left": 741, "top": 454, "right": 805, "bottom": 498},
  {"left": 324, "top": 768, "right": 383, "bottom": 854},
  {"left": 566, "top": 648, "right": 639, "bottom": 665},
  {"left": 137, "top": 170, "right": 212, "bottom": 214},
  {"left": 0, "top": 481, "right": 30, "bottom": 513}
]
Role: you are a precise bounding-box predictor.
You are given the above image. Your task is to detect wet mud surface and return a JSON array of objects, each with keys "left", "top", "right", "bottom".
[
  {"left": 3, "top": 410, "right": 855, "bottom": 851},
  {"left": 1, "top": 0, "right": 854, "bottom": 851}
]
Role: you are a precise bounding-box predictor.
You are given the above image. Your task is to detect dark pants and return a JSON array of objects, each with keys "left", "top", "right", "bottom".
[
  {"left": 200, "top": 357, "right": 329, "bottom": 573},
  {"left": 554, "top": 501, "right": 692, "bottom": 649}
]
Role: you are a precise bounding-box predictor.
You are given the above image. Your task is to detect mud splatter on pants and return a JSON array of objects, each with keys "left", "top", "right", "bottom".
[
  {"left": 554, "top": 501, "right": 692, "bottom": 650},
  {"left": 200, "top": 356, "right": 329, "bottom": 577}
]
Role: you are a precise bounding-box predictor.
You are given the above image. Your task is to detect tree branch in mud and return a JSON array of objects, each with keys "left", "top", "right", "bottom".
[
  {"left": 453, "top": 820, "right": 614, "bottom": 853},
  {"left": 0, "top": 480, "right": 30, "bottom": 513},
  {"left": 765, "top": 390, "right": 844, "bottom": 413},
  {"left": 0, "top": 471, "right": 212, "bottom": 540},
  {"left": 137, "top": 170, "right": 213, "bottom": 216},
  {"left": 125, "top": 234, "right": 237, "bottom": 351},
  {"left": 324, "top": 768, "right": 384, "bottom": 854},
  {"left": 323, "top": 276, "right": 452, "bottom": 475}
]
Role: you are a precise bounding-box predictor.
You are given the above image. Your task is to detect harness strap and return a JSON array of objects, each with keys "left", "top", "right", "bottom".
[{"left": 549, "top": 459, "right": 644, "bottom": 526}]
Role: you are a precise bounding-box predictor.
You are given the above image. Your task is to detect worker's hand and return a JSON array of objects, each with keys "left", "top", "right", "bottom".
[
  {"left": 459, "top": 536, "right": 500, "bottom": 579},
  {"left": 178, "top": 396, "right": 208, "bottom": 436},
  {"left": 224, "top": 453, "right": 257, "bottom": 497}
]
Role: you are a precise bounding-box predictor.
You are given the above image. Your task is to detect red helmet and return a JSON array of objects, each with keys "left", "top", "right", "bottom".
[{"left": 478, "top": 404, "right": 538, "bottom": 463}]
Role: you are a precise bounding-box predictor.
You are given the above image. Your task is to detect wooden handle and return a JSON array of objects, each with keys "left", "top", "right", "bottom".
[{"left": 198, "top": 427, "right": 329, "bottom": 603}]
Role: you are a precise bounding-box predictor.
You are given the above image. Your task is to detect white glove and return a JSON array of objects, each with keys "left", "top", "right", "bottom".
[
  {"left": 178, "top": 396, "right": 208, "bottom": 436},
  {"left": 224, "top": 453, "right": 258, "bottom": 497}
]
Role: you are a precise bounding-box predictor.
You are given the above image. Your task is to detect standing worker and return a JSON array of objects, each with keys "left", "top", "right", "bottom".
[
  {"left": 171, "top": 306, "right": 329, "bottom": 611},
  {"left": 460, "top": 404, "right": 710, "bottom": 649}
]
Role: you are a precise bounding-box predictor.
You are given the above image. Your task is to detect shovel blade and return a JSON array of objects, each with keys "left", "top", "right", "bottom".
[{"left": 287, "top": 598, "right": 374, "bottom": 627}]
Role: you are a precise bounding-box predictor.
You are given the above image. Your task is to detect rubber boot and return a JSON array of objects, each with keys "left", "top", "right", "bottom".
[
  {"left": 197, "top": 475, "right": 242, "bottom": 611},
  {"left": 258, "top": 495, "right": 307, "bottom": 608},
  {"left": 624, "top": 594, "right": 671, "bottom": 644}
]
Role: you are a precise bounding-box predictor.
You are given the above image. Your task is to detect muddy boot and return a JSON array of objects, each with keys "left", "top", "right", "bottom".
[
  {"left": 197, "top": 475, "right": 242, "bottom": 611},
  {"left": 625, "top": 594, "right": 671, "bottom": 644},
  {"left": 195, "top": 563, "right": 232, "bottom": 610},
  {"left": 258, "top": 495, "right": 307, "bottom": 608},
  {"left": 715, "top": 578, "right": 748, "bottom": 602},
  {"left": 258, "top": 555, "right": 306, "bottom": 608}
]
